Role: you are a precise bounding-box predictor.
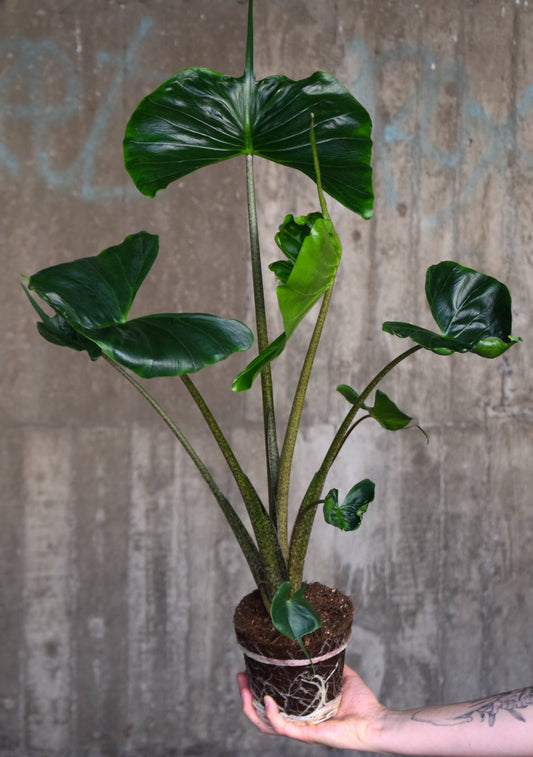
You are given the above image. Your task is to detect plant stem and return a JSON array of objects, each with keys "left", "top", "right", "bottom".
[
  {"left": 325, "top": 344, "right": 422, "bottom": 470},
  {"left": 101, "top": 354, "right": 267, "bottom": 589},
  {"left": 180, "top": 374, "right": 263, "bottom": 507},
  {"left": 288, "top": 344, "right": 422, "bottom": 586},
  {"left": 275, "top": 284, "right": 335, "bottom": 560},
  {"left": 275, "top": 117, "right": 336, "bottom": 565},
  {"left": 180, "top": 373, "right": 288, "bottom": 596},
  {"left": 245, "top": 153, "right": 280, "bottom": 524},
  {"left": 245, "top": 0, "right": 255, "bottom": 82},
  {"left": 310, "top": 113, "right": 330, "bottom": 221},
  {"left": 242, "top": 0, "right": 284, "bottom": 593},
  {"left": 287, "top": 470, "right": 324, "bottom": 588}
]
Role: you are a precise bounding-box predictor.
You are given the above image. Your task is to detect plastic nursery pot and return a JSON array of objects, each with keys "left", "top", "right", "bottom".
[{"left": 234, "top": 582, "right": 354, "bottom": 724}]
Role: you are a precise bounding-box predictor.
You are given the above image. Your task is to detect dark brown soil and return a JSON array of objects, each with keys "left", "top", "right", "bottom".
[
  {"left": 234, "top": 583, "right": 354, "bottom": 719},
  {"left": 233, "top": 582, "right": 354, "bottom": 659}
]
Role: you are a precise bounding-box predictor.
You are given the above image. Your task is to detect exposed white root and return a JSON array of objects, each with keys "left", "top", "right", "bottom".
[{"left": 248, "top": 656, "right": 343, "bottom": 723}]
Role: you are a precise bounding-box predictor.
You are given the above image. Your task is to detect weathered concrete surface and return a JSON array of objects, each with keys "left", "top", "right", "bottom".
[{"left": 2, "top": 1, "right": 533, "bottom": 755}]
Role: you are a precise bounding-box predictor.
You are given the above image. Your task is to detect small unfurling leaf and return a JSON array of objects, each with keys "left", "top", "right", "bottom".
[{"left": 324, "top": 480, "right": 375, "bottom": 531}]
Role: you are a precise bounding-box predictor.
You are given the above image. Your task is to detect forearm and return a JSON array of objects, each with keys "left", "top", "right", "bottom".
[
  {"left": 238, "top": 667, "right": 533, "bottom": 756},
  {"left": 370, "top": 687, "right": 533, "bottom": 757}
]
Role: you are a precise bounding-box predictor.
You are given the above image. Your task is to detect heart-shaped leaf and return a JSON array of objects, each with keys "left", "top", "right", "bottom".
[
  {"left": 28, "top": 231, "right": 159, "bottom": 330},
  {"left": 323, "top": 480, "right": 375, "bottom": 532},
  {"left": 26, "top": 232, "right": 254, "bottom": 378},
  {"left": 427, "top": 261, "right": 512, "bottom": 346},
  {"left": 124, "top": 68, "right": 373, "bottom": 218},
  {"left": 383, "top": 261, "right": 520, "bottom": 358},
  {"left": 270, "top": 582, "right": 321, "bottom": 663}
]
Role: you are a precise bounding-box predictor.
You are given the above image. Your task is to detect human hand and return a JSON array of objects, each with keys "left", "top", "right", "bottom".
[{"left": 237, "top": 664, "right": 387, "bottom": 751}]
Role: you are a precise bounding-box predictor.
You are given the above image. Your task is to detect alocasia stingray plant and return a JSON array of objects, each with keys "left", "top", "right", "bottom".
[{"left": 23, "top": 0, "right": 519, "bottom": 651}]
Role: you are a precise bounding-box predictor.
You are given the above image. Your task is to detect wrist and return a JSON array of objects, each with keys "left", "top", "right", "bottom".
[{"left": 364, "top": 706, "right": 411, "bottom": 756}]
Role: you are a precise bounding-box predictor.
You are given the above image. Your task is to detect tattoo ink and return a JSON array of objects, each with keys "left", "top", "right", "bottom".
[{"left": 412, "top": 686, "right": 533, "bottom": 727}]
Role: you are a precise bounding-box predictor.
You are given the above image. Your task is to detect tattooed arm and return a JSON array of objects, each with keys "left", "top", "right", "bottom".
[{"left": 238, "top": 665, "right": 533, "bottom": 756}]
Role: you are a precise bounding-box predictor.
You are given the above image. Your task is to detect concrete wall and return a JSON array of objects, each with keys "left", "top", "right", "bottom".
[{"left": 2, "top": 1, "right": 533, "bottom": 755}]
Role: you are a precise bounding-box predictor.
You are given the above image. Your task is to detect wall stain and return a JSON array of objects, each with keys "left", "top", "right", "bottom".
[{"left": 1, "top": 21, "right": 533, "bottom": 228}]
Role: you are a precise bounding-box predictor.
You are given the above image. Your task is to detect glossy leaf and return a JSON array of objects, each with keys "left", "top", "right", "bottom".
[
  {"left": 233, "top": 212, "right": 343, "bottom": 392},
  {"left": 372, "top": 389, "right": 414, "bottom": 430},
  {"left": 426, "top": 261, "right": 512, "bottom": 347},
  {"left": 337, "top": 385, "right": 428, "bottom": 439},
  {"left": 273, "top": 212, "right": 323, "bottom": 272},
  {"left": 268, "top": 260, "right": 293, "bottom": 284},
  {"left": 273, "top": 214, "right": 342, "bottom": 338},
  {"left": 88, "top": 314, "right": 253, "bottom": 378},
  {"left": 124, "top": 68, "right": 373, "bottom": 218},
  {"left": 471, "top": 335, "right": 521, "bottom": 359},
  {"left": 381, "top": 322, "right": 459, "bottom": 355},
  {"left": 323, "top": 480, "right": 375, "bottom": 532},
  {"left": 383, "top": 261, "right": 520, "bottom": 358},
  {"left": 27, "top": 232, "right": 254, "bottom": 378},
  {"left": 23, "top": 286, "right": 102, "bottom": 360},
  {"left": 270, "top": 582, "right": 321, "bottom": 656},
  {"left": 232, "top": 333, "right": 287, "bottom": 392},
  {"left": 28, "top": 232, "right": 159, "bottom": 330}
]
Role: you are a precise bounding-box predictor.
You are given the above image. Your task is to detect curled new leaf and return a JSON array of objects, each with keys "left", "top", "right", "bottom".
[
  {"left": 383, "top": 261, "right": 520, "bottom": 358},
  {"left": 273, "top": 214, "right": 342, "bottom": 338},
  {"left": 323, "top": 480, "right": 375, "bottom": 532},
  {"left": 233, "top": 212, "right": 342, "bottom": 391},
  {"left": 273, "top": 212, "right": 323, "bottom": 276},
  {"left": 234, "top": 110, "right": 341, "bottom": 396}
]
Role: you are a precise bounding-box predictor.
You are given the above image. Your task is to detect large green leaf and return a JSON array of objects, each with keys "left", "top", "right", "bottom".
[
  {"left": 383, "top": 261, "right": 520, "bottom": 358},
  {"left": 273, "top": 213, "right": 342, "bottom": 338},
  {"left": 323, "top": 480, "right": 375, "bottom": 532},
  {"left": 88, "top": 313, "right": 253, "bottom": 379},
  {"left": 124, "top": 68, "right": 373, "bottom": 218},
  {"left": 270, "top": 582, "right": 321, "bottom": 659},
  {"left": 26, "top": 232, "right": 254, "bottom": 378},
  {"left": 28, "top": 231, "right": 159, "bottom": 330}
]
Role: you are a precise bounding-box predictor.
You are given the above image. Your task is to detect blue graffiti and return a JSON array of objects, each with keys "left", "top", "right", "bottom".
[
  {"left": 0, "top": 17, "right": 158, "bottom": 201},
  {"left": 350, "top": 39, "right": 533, "bottom": 227},
  {"left": 1, "top": 20, "right": 533, "bottom": 225}
]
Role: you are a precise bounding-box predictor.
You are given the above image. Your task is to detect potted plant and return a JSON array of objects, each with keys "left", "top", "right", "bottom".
[{"left": 22, "top": 0, "right": 519, "bottom": 724}]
